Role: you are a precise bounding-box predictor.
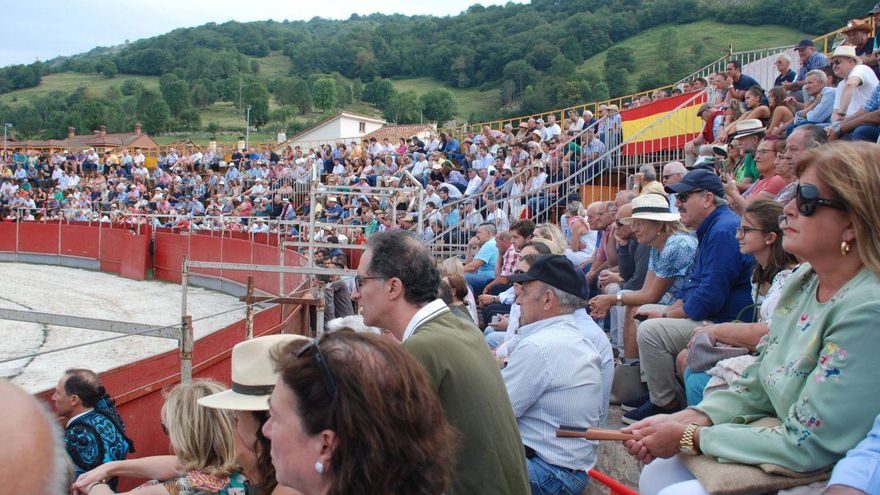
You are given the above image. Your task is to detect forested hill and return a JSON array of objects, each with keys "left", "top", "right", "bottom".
[{"left": 0, "top": 0, "right": 869, "bottom": 139}]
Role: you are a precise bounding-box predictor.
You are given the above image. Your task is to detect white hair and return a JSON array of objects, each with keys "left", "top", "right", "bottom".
[{"left": 776, "top": 53, "right": 791, "bottom": 64}]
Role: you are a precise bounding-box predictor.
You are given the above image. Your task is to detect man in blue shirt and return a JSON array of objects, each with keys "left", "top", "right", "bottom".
[
  {"left": 463, "top": 222, "right": 499, "bottom": 294},
  {"left": 726, "top": 60, "right": 761, "bottom": 102},
  {"left": 826, "top": 413, "right": 880, "bottom": 494},
  {"left": 623, "top": 169, "right": 754, "bottom": 424},
  {"left": 785, "top": 39, "right": 828, "bottom": 99}
]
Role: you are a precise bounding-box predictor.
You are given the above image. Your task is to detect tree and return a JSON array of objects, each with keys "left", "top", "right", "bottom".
[
  {"left": 291, "top": 79, "right": 312, "bottom": 114},
  {"left": 241, "top": 81, "right": 270, "bottom": 127},
  {"left": 526, "top": 42, "right": 561, "bottom": 71},
  {"left": 190, "top": 80, "right": 215, "bottom": 109},
  {"left": 502, "top": 60, "right": 538, "bottom": 100},
  {"left": 383, "top": 90, "right": 422, "bottom": 123},
  {"left": 159, "top": 74, "right": 190, "bottom": 117},
  {"left": 178, "top": 109, "right": 202, "bottom": 130},
  {"left": 312, "top": 78, "right": 337, "bottom": 111},
  {"left": 419, "top": 89, "right": 457, "bottom": 124},
  {"left": 361, "top": 78, "right": 396, "bottom": 108},
  {"left": 142, "top": 99, "right": 170, "bottom": 134},
  {"left": 605, "top": 47, "right": 636, "bottom": 73},
  {"left": 120, "top": 79, "right": 145, "bottom": 97},
  {"left": 96, "top": 59, "right": 118, "bottom": 78},
  {"left": 604, "top": 67, "right": 630, "bottom": 98}
]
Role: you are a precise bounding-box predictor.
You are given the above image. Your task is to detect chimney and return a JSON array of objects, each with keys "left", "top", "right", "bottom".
[
  {"left": 67, "top": 127, "right": 75, "bottom": 139},
  {"left": 99, "top": 125, "right": 107, "bottom": 137},
  {"left": 134, "top": 122, "right": 142, "bottom": 136}
]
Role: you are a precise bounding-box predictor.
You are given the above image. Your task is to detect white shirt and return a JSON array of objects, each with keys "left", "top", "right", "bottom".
[
  {"left": 464, "top": 176, "right": 483, "bottom": 196},
  {"left": 66, "top": 408, "right": 94, "bottom": 427},
  {"left": 412, "top": 159, "right": 429, "bottom": 176},
  {"left": 402, "top": 299, "right": 450, "bottom": 342},
  {"left": 835, "top": 65, "right": 879, "bottom": 117},
  {"left": 486, "top": 208, "right": 509, "bottom": 232}
]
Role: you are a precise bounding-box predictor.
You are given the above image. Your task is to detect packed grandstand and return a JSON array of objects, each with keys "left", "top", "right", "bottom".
[{"left": 3, "top": 8, "right": 880, "bottom": 495}]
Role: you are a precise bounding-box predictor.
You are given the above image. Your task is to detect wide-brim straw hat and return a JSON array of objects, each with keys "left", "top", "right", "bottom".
[
  {"left": 198, "top": 334, "right": 309, "bottom": 411},
  {"left": 730, "top": 119, "right": 765, "bottom": 139},
  {"left": 830, "top": 44, "right": 860, "bottom": 63},
  {"left": 620, "top": 193, "right": 679, "bottom": 224}
]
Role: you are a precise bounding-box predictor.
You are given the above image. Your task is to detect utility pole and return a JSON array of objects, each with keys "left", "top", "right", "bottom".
[{"left": 246, "top": 105, "right": 252, "bottom": 151}]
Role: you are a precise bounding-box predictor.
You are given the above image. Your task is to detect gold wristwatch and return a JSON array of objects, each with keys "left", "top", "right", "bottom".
[{"left": 679, "top": 423, "right": 701, "bottom": 456}]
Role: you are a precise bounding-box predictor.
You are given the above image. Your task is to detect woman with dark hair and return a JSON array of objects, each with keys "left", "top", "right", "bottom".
[
  {"left": 263, "top": 331, "right": 457, "bottom": 495},
  {"left": 765, "top": 86, "right": 796, "bottom": 136},
  {"left": 676, "top": 199, "right": 798, "bottom": 405}
]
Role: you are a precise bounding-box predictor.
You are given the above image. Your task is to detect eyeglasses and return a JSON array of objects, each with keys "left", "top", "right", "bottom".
[
  {"left": 676, "top": 189, "right": 705, "bottom": 202},
  {"left": 754, "top": 149, "right": 777, "bottom": 155},
  {"left": 735, "top": 225, "right": 765, "bottom": 237},
  {"left": 662, "top": 173, "right": 681, "bottom": 180},
  {"left": 296, "top": 334, "right": 337, "bottom": 401},
  {"left": 615, "top": 220, "right": 625, "bottom": 227},
  {"left": 354, "top": 274, "right": 385, "bottom": 292},
  {"left": 796, "top": 183, "right": 847, "bottom": 216},
  {"left": 831, "top": 60, "right": 844, "bottom": 66}
]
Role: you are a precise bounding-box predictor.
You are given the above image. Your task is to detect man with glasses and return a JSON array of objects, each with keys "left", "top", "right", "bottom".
[
  {"left": 661, "top": 161, "right": 687, "bottom": 213},
  {"left": 829, "top": 45, "right": 878, "bottom": 122},
  {"left": 621, "top": 169, "right": 754, "bottom": 424},
  {"left": 352, "top": 231, "right": 530, "bottom": 495}
]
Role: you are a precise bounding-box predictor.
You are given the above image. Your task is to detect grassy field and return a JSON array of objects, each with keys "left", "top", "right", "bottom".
[
  {"left": 390, "top": 77, "right": 499, "bottom": 122},
  {"left": 251, "top": 51, "right": 294, "bottom": 80},
  {"left": 0, "top": 73, "right": 160, "bottom": 107},
  {"left": 579, "top": 21, "right": 814, "bottom": 83}
]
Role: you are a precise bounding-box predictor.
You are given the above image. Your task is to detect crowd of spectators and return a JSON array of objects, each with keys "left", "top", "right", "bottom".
[{"left": 8, "top": 10, "right": 880, "bottom": 494}]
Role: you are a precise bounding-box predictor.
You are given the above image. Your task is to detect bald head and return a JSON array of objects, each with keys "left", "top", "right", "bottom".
[{"left": 0, "top": 379, "right": 68, "bottom": 495}]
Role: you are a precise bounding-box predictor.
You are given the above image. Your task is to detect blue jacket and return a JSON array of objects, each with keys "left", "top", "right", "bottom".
[
  {"left": 65, "top": 400, "right": 132, "bottom": 488},
  {"left": 678, "top": 205, "right": 755, "bottom": 322}
]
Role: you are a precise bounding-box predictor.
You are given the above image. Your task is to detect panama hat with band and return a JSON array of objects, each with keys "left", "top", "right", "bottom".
[
  {"left": 198, "top": 334, "right": 309, "bottom": 411},
  {"left": 619, "top": 193, "right": 680, "bottom": 224},
  {"left": 729, "top": 119, "right": 765, "bottom": 140}
]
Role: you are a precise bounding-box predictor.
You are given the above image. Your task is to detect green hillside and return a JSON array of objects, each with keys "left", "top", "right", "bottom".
[
  {"left": 390, "top": 78, "right": 499, "bottom": 122},
  {"left": 579, "top": 21, "right": 814, "bottom": 84},
  {"left": 0, "top": 73, "right": 159, "bottom": 107}
]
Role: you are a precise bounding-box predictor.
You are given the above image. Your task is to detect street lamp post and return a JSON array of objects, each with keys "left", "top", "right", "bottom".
[
  {"left": 3, "top": 123, "right": 11, "bottom": 155},
  {"left": 245, "top": 105, "right": 251, "bottom": 152}
]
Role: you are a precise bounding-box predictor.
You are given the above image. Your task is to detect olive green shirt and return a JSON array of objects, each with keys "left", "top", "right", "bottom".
[{"left": 404, "top": 309, "right": 530, "bottom": 495}]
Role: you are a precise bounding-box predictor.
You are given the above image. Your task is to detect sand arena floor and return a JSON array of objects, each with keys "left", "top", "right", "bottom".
[{"left": 0, "top": 262, "right": 246, "bottom": 393}]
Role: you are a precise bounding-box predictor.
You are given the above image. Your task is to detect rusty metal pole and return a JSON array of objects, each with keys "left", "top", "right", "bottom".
[
  {"left": 180, "top": 315, "right": 193, "bottom": 383},
  {"left": 245, "top": 276, "right": 255, "bottom": 340}
]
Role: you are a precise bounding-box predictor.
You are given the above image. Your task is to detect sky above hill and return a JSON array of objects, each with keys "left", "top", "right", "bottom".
[{"left": 1, "top": 0, "right": 526, "bottom": 66}]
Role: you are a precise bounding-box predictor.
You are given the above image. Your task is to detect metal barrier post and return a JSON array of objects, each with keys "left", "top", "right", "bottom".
[{"left": 180, "top": 315, "right": 193, "bottom": 384}]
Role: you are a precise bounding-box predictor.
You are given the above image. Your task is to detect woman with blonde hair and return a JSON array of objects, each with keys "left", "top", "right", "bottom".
[
  {"left": 74, "top": 380, "right": 244, "bottom": 495},
  {"left": 438, "top": 256, "right": 479, "bottom": 322},
  {"left": 629, "top": 141, "right": 880, "bottom": 495},
  {"left": 532, "top": 222, "right": 568, "bottom": 255}
]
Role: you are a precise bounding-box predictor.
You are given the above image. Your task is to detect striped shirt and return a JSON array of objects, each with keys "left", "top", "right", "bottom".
[
  {"left": 500, "top": 244, "right": 519, "bottom": 277},
  {"left": 502, "top": 313, "right": 603, "bottom": 470}
]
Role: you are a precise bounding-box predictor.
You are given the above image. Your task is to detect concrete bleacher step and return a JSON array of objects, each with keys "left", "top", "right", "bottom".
[{"left": 585, "top": 405, "right": 642, "bottom": 494}]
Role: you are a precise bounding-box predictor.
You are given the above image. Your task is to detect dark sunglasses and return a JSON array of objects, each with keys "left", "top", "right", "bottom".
[
  {"left": 297, "top": 335, "right": 337, "bottom": 400},
  {"left": 676, "top": 189, "right": 705, "bottom": 202},
  {"left": 796, "top": 183, "right": 846, "bottom": 216}
]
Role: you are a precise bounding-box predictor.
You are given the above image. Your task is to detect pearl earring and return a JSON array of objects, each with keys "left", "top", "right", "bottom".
[{"left": 315, "top": 461, "right": 324, "bottom": 474}]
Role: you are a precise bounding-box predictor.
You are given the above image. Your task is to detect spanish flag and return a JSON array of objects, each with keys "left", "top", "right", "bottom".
[{"left": 620, "top": 91, "right": 707, "bottom": 155}]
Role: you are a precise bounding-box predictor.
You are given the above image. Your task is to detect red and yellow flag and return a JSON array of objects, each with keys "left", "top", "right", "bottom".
[{"left": 620, "top": 92, "right": 707, "bottom": 155}]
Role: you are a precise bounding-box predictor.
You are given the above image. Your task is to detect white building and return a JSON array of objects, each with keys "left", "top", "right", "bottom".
[{"left": 280, "top": 111, "right": 386, "bottom": 151}]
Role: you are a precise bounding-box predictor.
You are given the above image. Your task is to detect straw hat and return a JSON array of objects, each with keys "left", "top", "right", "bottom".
[
  {"left": 619, "top": 193, "right": 679, "bottom": 224},
  {"left": 730, "top": 119, "right": 765, "bottom": 139},
  {"left": 198, "top": 334, "right": 309, "bottom": 411},
  {"left": 830, "top": 45, "right": 860, "bottom": 63},
  {"left": 842, "top": 19, "right": 872, "bottom": 34}
]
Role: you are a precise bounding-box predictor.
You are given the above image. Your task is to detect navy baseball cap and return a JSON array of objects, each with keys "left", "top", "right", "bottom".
[
  {"left": 508, "top": 254, "right": 584, "bottom": 298},
  {"left": 795, "top": 39, "right": 815, "bottom": 49},
  {"left": 665, "top": 169, "right": 725, "bottom": 198}
]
